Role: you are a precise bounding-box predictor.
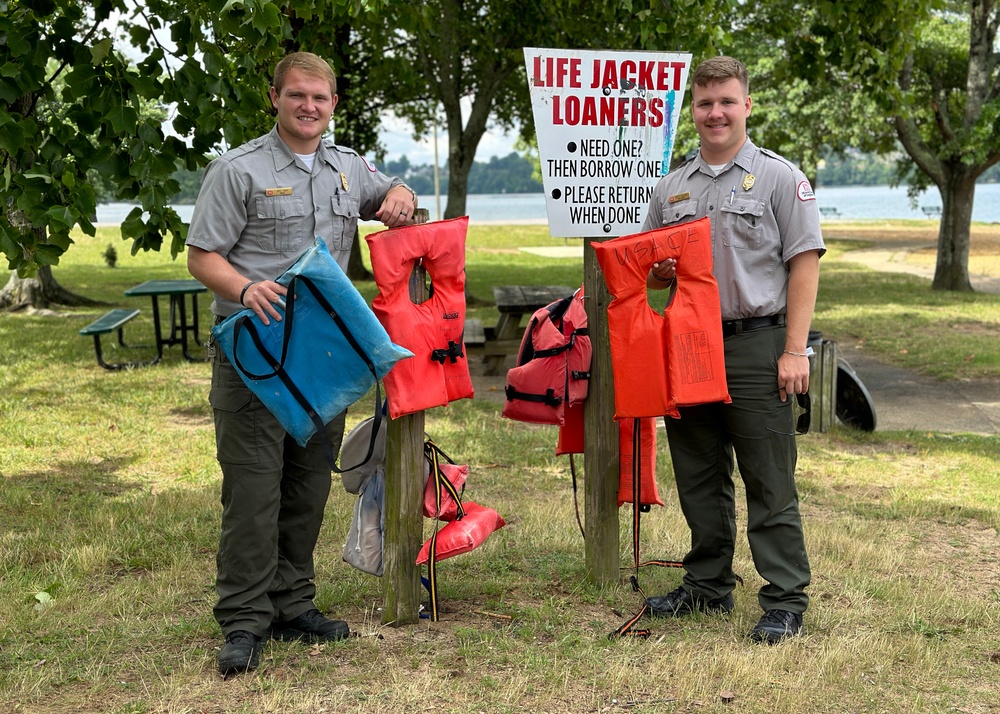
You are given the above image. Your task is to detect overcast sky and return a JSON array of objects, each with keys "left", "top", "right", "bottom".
[{"left": 376, "top": 113, "right": 521, "bottom": 167}]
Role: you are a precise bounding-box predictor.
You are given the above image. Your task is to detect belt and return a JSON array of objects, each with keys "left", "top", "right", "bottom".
[{"left": 721, "top": 314, "right": 785, "bottom": 337}]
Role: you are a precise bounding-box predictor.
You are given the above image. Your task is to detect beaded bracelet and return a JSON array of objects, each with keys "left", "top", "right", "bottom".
[{"left": 239, "top": 280, "right": 256, "bottom": 306}]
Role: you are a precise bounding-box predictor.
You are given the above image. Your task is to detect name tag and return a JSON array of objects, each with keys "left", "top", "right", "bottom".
[
  {"left": 265, "top": 187, "right": 293, "bottom": 197},
  {"left": 668, "top": 191, "right": 690, "bottom": 204}
]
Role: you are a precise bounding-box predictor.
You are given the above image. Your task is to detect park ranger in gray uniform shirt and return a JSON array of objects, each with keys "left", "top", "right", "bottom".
[
  {"left": 186, "top": 51, "right": 416, "bottom": 677},
  {"left": 641, "top": 56, "right": 825, "bottom": 644}
]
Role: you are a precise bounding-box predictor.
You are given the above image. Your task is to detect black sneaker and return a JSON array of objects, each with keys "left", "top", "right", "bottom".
[
  {"left": 218, "top": 630, "right": 264, "bottom": 676},
  {"left": 749, "top": 609, "right": 803, "bottom": 644},
  {"left": 270, "top": 608, "right": 350, "bottom": 643},
  {"left": 646, "top": 585, "right": 735, "bottom": 618}
]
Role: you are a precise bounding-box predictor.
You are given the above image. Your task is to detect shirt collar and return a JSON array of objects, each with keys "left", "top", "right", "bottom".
[
  {"left": 267, "top": 125, "right": 334, "bottom": 173},
  {"left": 686, "top": 137, "right": 758, "bottom": 179}
]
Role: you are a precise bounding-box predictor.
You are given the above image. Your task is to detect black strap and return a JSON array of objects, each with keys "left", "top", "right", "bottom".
[
  {"left": 609, "top": 419, "right": 684, "bottom": 640},
  {"left": 569, "top": 454, "right": 585, "bottom": 540},
  {"left": 504, "top": 386, "right": 563, "bottom": 406},
  {"left": 430, "top": 339, "right": 465, "bottom": 364},
  {"left": 229, "top": 273, "right": 382, "bottom": 473}
]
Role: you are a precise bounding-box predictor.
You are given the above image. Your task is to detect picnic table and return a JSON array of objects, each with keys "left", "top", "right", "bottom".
[
  {"left": 481, "top": 285, "right": 575, "bottom": 375},
  {"left": 123, "top": 279, "right": 209, "bottom": 363}
]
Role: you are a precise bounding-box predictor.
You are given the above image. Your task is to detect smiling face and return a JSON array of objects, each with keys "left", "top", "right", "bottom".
[
  {"left": 691, "top": 77, "right": 752, "bottom": 165},
  {"left": 269, "top": 67, "right": 338, "bottom": 154}
]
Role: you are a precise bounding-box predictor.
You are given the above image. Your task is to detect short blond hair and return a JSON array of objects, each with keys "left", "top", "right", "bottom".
[
  {"left": 691, "top": 56, "right": 749, "bottom": 96},
  {"left": 272, "top": 52, "right": 337, "bottom": 96}
]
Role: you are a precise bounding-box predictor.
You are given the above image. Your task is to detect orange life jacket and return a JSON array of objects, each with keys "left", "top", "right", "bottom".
[
  {"left": 502, "top": 287, "right": 591, "bottom": 425},
  {"left": 366, "top": 217, "right": 474, "bottom": 419},
  {"left": 591, "top": 216, "right": 730, "bottom": 419}
]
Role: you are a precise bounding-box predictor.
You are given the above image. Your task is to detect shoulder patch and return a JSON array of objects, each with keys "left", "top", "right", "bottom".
[
  {"left": 361, "top": 156, "right": 378, "bottom": 173},
  {"left": 797, "top": 180, "right": 816, "bottom": 202}
]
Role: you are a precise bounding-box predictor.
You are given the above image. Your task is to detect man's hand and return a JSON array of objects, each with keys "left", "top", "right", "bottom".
[
  {"left": 375, "top": 186, "right": 417, "bottom": 228},
  {"left": 647, "top": 258, "right": 677, "bottom": 289},
  {"left": 241, "top": 280, "right": 288, "bottom": 326}
]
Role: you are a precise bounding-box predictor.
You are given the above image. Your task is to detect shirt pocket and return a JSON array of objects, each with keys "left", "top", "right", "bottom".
[
  {"left": 329, "top": 195, "right": 360, "bottom": 251},
  {"left": 720, "top": 196, "right": 766, "bottom": 249},
  {"left": 254, "top": 195, "right": 307, "bottom": 255},
  {"left": 659, "top": 199, "right": 700, "bottom": 226}
]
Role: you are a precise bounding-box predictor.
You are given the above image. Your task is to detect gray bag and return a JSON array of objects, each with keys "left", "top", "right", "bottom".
[
  {"left": 342, "top": 465, "right": 386, "bottom": 576},
  {"left": 340, "top": 415, "right": 387, "bottom": 495}
]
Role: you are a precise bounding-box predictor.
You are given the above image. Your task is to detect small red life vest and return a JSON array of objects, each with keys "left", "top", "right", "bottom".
[
  {"left": 416, "top": 502, "right": 507, "bottom": 565},
  {"left": 502, "top": 287, "right": 591, "bottom": 425},
  {"left": 592, "top": 216, "right": 730, "bottom": 419},
  {"left": 366, "top": 217, "right": 474, "bottom": 419},
  {"left": 617, "top": 417, "right": 662, "bottom": 507}
]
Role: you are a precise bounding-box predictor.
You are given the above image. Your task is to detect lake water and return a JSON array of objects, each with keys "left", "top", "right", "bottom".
[{"left": 96, "top": 183, "right": 1000, "bottom": 225}]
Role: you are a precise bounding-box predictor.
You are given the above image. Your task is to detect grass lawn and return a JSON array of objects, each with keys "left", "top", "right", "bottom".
[{"left": 0, "top": 221, "right": 998, "bottom": 714}]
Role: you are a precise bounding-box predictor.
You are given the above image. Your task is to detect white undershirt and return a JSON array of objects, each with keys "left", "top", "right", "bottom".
[
  {"left": 708, "top": 163, "right": 727, "bottom": 175},
  {"left": 296, "top": 151, "right": 317, "bottom": 171}
]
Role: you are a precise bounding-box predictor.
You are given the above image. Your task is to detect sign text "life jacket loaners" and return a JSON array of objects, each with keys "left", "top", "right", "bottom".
[{"left": 525, "top": 48, "right": 692, "bottom": 238}]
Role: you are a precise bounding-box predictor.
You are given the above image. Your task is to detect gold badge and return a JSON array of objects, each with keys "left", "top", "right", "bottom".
[
  {"left": 265, "top": 187, "right": 293, "bottom": 197},
  {"left": 668, "top": 191, "right": 691, "bottom": 204},
  {"left": 742, "top": 174, "right": 755, "bottom": 191},
  {"left": 341, "top": 172, "right": 349, "bottom": 190}
]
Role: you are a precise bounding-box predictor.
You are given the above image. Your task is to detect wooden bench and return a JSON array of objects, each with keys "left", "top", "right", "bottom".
[
  {"left": 79, "top": 308, "right": 158, "bottom": 370},
  {"left": 922, "top": 205, "right": 941, "bottom": 217},
  {"left": 463, "top": 318, "right": 487, "bottom": 349},
  {"left": 819, "top": 206, "right": 841, "bottom": 218},
  {"left": 482, "top": 285, "right": 575, "bottom": 375}
]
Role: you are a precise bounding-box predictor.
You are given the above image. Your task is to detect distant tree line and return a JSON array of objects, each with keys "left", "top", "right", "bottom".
[
  {"left": 139, "top": 151, "right": 544, "bottom": 206},
  {"left": 816, "top": 151, "right": 1000, "bottom": 187},
  {"left": 104, "top": 148, "right": 999, "bottom": 205}
]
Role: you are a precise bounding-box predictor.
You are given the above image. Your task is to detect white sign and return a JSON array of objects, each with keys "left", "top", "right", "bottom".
[{"left": 524, "top": 48, "right": 691, "bottom": 238}]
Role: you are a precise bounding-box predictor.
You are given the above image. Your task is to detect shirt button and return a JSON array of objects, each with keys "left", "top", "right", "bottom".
[{"left": 709, "top": 205, "right": 714, "bottom": 210}]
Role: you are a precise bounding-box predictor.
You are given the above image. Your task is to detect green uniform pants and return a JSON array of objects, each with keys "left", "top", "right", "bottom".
[
  {"left": 208, "top": 345, "right": 346, "bottom": 636},
  {"left": 663, "top": 324, "right": 810, "bottom": 613}
]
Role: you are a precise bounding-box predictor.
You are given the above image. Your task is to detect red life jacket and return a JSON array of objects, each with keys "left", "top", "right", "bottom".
[
  {"left": 617, "top": 417, "right": 662, "bottom": 507},
  {"left": 502, "top": 287, "right": 591, "bottom": 425},
  {"left": 501, "top": 291, "right": 659, "bottom": 508},
  {"left": 366, "top": 217, "right": 474, "bottom": 419},
  {"left": 591, "top": 216, "right": 730, "bottom": 419}
]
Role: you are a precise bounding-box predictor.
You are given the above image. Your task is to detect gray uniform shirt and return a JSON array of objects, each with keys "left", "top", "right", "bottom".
[
  {"left": 642, "top": 138, "right": 825, "bottom": 321},
  {"left": 186, "top": 124, "right": 407, "bottom": 316}
]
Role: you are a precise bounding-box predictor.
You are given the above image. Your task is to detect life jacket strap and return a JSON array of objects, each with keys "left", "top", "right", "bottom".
[
  {"left": 430, "top": 339, "right": 465, "bottom": 364},
  {"left": 504, "top": 385, "right": 563, "bottom": 406}
]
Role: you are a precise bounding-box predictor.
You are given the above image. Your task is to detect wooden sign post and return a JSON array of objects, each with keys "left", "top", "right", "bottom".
[{"left": 382, "top": 208, "right": 430, "bottom": 625}]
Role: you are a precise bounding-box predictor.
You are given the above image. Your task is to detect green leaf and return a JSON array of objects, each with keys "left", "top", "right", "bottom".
[
  {"left": 104, "top": 104, "right": 139, "bottom": 135},
  {"left": 90, "top": 38, "right": 114, "bottom": 65},
  {"left": 44, "top": 205, "right": 74, "bottom": 232}
]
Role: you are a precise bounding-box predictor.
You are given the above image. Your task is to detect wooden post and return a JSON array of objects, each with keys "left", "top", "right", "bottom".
[
  {"left": 382, "top": 208, "right": 429, "bottom": 625},
  {"left": 582, "top": 240, "right": 620, "bottom": 585}
]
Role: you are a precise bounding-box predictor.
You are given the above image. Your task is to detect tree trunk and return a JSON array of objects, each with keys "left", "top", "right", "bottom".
[
  {"left": 347, "top": 228, "right": 373, "bottom": 282},
  {"left": 932, "top": 173, "right": 976, "bottom": 292},
  {"left": 444, "top": 144, "right": 472, "bottom": 220},
  {"left": 1, "top": 265, "right": 102, "bottom": 311},
  {"left": 0, "top": 226, "right": 101, "bottom": 311}
]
